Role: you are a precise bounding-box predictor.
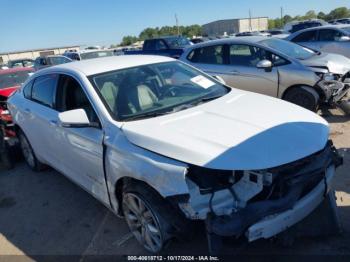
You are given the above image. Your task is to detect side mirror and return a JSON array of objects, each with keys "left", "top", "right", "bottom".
[
  {"left": 337, "top": 36, "right": 350, "bottom": 42},
  {"left": 256, "top": 59, "right": 273, "bottom": 69},
  {"left": 58, "top": 109, "right": 91, "bottom": 128},
  {"left": 213, "top": 75, "right": 226, "bottom": 85}
]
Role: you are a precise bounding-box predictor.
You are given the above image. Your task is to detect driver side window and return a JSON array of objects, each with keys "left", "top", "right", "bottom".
[{"left": 56, "top": 74, "right": 99, "bottom": 124}]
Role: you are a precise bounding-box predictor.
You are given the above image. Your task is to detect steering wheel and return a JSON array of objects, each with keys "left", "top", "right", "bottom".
[{"left": 161, "top": 86, "right": 182, "bottom": 98}]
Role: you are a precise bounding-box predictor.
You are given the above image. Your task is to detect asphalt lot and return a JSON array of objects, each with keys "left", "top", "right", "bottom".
[{"left": 0, "top": 107, "right": 350, "bottom": 261}]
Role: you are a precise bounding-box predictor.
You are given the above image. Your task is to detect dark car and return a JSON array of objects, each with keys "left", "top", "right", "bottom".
[
  {"left": 125, "top": 36, "right": 192, "bottom": 58},
  {"left": 34, "top": 55, "right": 72, "bottom": 71}
]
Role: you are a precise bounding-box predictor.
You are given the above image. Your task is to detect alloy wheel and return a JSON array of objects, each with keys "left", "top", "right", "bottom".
[{"left": 123, "top": 193, "right": 163, "bottom": 253}]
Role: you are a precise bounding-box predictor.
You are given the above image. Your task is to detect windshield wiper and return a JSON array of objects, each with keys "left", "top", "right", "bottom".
[{"left": 123, "top": 111, "right": 170, "bottom": 121}]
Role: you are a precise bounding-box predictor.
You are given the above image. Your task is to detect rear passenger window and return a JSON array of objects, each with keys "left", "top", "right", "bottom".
[
  {"left": 23, "top": 80, "right": 34, "bottom": 99},
  {"left": 292, "top": 30, "right": 317, "bottom": 42},
  {"left": 230, "top": 44, "right": 268, "bottom": 67},
  {"left": 187, "top": 45, "right": 224, "bottom": 64},
  {"left": 319, "top": 29, "right": 344, "bottom": 41},
  {"left": 31, "top": 74, "right": 58, "bottom": 108}
]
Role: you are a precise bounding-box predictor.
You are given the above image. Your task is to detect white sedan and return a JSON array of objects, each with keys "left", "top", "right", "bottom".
[{"left": 8, "top": 55, "right": 342, "bottom": 253}]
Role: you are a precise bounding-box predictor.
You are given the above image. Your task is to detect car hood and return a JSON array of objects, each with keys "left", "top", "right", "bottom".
[
  {"left": 0, "top": 86, "right": 18, "bottom": 98},
  {"left": 300, "top": 52, "right": 350, "bottom": 75},
  {"left": 121, "top": 90, "right": 329, "bottom": 170}
]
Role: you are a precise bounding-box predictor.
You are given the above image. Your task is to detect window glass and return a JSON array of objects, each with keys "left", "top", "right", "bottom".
[
  {"left": 143, "top": 40, "right": 156, "bottom": 50},
  {"left": 0, "top": 71, "right": 33, "bottom": 89},
  {"left": 56, "top": 75, "right": 98, "bottom": 123},
  {"left": 187, "top": 45, "right": 224, "bottom": 64},
  {"left": 80, "top": 51, "right": 114, "bottom": 60},
  {"left": 31, "top": 74, "right": 58, "bottom": 107},
  {"left": 155, "top": 40, "right": 167, "bottom": 50},
  {"left": 292, "top": 30, "right": 317, "bottom": 42},
  {"left": 319, "top": 29, "right": 344, "bottom": 41},
  {"left": 229, "top": 44, "right": 268, "bottom": 66},
  {"left": 90, "top": 61, "right": 229, "bottom": 121},
  {"left": 23, "top": 80, "right": 34, "bottom": 99}
]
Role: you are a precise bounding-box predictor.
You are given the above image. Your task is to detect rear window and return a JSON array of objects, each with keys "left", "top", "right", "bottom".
[{"left": 0, "top": 71, "right": 32, "bottom": 89}]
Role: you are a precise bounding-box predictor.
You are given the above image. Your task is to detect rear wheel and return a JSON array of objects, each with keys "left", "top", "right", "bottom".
[
  {"left": 284, "top": 87, "right": 319, "bottom": 112},
  {"left": 18, "top": 130, "right": 45, "bottom": 171}
]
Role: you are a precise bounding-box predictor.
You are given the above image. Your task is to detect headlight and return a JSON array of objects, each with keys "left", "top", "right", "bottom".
[{"left": 324, "top": 73, "right": 336, "bottom": 81}]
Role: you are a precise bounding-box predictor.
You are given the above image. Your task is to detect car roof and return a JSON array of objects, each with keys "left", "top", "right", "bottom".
[
  {"left": 45, "top": 55, "right": 174, "bottom": 76},
  {"left": 187, "top": 36, "right": 268, "bottom": 48},
  {"left": 291, "top": 24, "right": 350, "bottom": 34},
  {"left": 0, "top": 67, "right": 34, "bottom": 75}
]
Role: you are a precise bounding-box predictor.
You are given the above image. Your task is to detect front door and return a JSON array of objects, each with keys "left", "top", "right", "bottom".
[{"left": 53, "top": 74, "right": 109, "bottom": 205}]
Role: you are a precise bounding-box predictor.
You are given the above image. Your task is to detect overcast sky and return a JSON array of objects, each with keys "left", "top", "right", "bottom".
[{"left": 0, "top": 0, "right": 349, "bottom": 52}]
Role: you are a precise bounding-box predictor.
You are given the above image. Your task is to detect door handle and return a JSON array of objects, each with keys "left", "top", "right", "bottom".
[{"left": 49, "top": 120, "right": 58, "bottom": 126}]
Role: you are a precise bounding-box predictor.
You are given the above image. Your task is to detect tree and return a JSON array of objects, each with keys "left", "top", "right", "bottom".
[
  {"left": 326, "top": 7, "right": 350, "bottom": 20},
  {"left": 120, "top": 35, "right": 138, "bottom": 46},
  {"left": 283, "top": 15, "right": 293, "bottom": 24},
  {"left": 317, "top": 11, "right": 326, "bottom": 20},
  {"left": 303, "top": 10, "right": 317, "bottom": 20}
]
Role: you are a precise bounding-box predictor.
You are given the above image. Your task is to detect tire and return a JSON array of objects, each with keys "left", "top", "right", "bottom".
[
  {"left": 122, "top": 182, "right": 175, "bottom": 253},
  {"left": 18, "top": 130, "right": 45, "bottom": 171},
  {"left": 284, "top": 87, "right": 319, "bottom": 112}
]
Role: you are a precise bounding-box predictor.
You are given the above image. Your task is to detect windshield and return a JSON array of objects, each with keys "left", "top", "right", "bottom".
[
  {"left": 164, "top": 37, "right": 191, "bottom": 48},
  {"left": 80, "top": 50, "right": 114, "bottom": 60},
  {"left": 90, "top": 61, "right": 229, "bottom": 121},
  {"left": 0, "top": 71, "right": 32, "bottom": 89},
  {"left": 259, "top": 38, "right": 316, "bottom": 60}
]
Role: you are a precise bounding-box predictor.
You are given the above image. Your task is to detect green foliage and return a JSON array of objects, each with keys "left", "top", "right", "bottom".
[
  {"left": 120, "top": 35, "right": 139, "bottom": 46},
  {"left": 268, "top": 6, "right": 350, "bottom": 29},
  {"left": 139, "top": 24, "right": 202, "bottom": 40}
]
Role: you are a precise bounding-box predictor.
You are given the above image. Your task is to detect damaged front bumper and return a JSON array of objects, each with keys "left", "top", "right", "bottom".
[
  {"left": 317, "top": 73, "right": 350, "bottom": 104},
  {"left": 204, "top": 141, "right": 342, "bottom": 241}
]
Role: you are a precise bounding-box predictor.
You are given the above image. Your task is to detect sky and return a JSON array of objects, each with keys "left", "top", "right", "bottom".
[{"left": 0, "top": 0, "right": 349, "bottom": 52}]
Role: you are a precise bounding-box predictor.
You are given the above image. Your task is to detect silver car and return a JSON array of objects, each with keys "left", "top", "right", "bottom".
[
  {"left": 286, "top": 25, "right": 350, "bottom": 58},
  {"left": 180, "top": 37, "right": 350, "bottom": 111}
]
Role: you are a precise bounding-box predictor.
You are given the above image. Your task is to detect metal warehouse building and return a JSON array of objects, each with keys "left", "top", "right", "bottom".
[
  {"left": 0, "top": 45, "right": 80, "bottom": 64},
  {"left": 202, "top": 17, "right": 268, "bottom": 36}
]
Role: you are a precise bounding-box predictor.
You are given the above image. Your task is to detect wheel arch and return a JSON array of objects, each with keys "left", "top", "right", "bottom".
[{"left": 282, "top": 84, "right": 325, "bottom": 102}]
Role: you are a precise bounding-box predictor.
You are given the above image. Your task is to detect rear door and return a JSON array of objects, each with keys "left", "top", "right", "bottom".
[{"left": 19, "top": 74, "right": 60, "bottom": 165}]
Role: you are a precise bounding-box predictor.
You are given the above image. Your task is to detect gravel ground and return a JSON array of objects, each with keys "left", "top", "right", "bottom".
[{"left": 0, "top": 107, "right": 349, "bottom": 261}]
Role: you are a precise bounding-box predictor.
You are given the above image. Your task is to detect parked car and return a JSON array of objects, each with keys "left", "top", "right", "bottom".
[
  {"left": 7, "top": 59, "right": 34, "bottom": 68},
  {"left": 8, "top": 55, "right": 342, "bottom": 253},
  {"left": 0, "top": 67, "right": 34, "bottom": 168},
  {"left": 284, "top": 19, "right": 327, "bottom": 33},
  {"left": 286, "top": 25, "right": 350, "bottom": 58},
  {"left": 34, "top": 55, "right": 72, "bottom": 71},
  {"left": 180, "top": 36, "right": 350, "bottom": 111},
  {"left": 262, "top": 29, "right": 285, "bottom": 35},
  {"left": 329, "top": 18, "right": 350, "bottom": 25},
  {"left": 63, "top": 49, "right": 114, "bottom": 61},
  {"left": 235, "top": 31, "right": 270, "bottom": 37},
  {"left": 125, "top": 36, "right": 192, "bottom": 58}
]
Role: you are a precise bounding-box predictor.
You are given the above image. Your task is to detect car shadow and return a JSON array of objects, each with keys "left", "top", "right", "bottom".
[{"left": 320, "top": 106, "right": 350, "bottom": 124}]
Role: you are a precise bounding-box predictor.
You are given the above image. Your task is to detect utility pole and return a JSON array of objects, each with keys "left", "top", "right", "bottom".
[
  {"left": 249, "top": 9, "right": 252, "bottom": 31},
  {"left": 175, "top": 14, "right": 180, "bottom": 35},
  {"left": 280, "top": 7, "right": 284, "bottom": 26}
]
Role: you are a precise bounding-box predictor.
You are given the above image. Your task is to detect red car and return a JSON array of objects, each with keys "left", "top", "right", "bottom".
[{"left": 0, "top": 67, "right": 34, "bottom": 168}]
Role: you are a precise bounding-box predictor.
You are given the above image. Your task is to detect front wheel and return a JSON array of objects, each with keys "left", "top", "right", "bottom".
[
  {"left": 122, "top": 183, "right": 174, "bottom": 253},
  {"left": 284, "top": 87, "right": 319, "bottom": 112}
]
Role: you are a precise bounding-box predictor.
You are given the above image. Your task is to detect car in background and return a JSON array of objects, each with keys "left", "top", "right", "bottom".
[
  {"left": 7, "top": 59, "right": 34, "bottom": 68},
  {"left": 284, "top": 19, "right": 327, "bottom": 33},
  {"left": 8, "top": 55, "right": 342, "bottom": 253},
  {"left": 180, "top": 36, "right": 350, "bottom": 111},
  {"left": 286, "top": 25, "right": 350, "bottom": 58},
  {"left": 329, "top": 18, "right": 350, "bottom": 25},
  {"left": 34, "top": 55, "right": 72, "bottom": 71},
  {"left": 63, "top": 49, "right": 114, "bottom": 61},
  {"left": 125, "top": 36, "right": 193, "bottom": 59},
  {"left": 262, "top": 29, "right": 285, "bottom": 35},
  {"left": 235, "top": 31, "right": 270, "bottom": 37},
  {"left": 0, "top": 67, "right": 34, "bottom": 168}
]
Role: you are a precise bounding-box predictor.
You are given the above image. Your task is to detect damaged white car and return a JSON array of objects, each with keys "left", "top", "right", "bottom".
[{"left": 8, "top": 55, "right": 343, "bottom": 253}]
